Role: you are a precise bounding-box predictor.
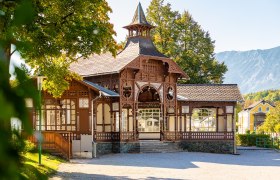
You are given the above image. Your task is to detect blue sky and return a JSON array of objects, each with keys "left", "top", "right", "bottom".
[
  {"left": 107, "top": 0, "right": 280, "bottom": 53},
  {"left": 10, "top": 0, "right": 280, "bottom": 73}
]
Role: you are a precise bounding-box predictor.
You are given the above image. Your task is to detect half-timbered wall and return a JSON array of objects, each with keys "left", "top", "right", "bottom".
[{"left": 34, "top": 80, "right": 95, "bottom": 139}]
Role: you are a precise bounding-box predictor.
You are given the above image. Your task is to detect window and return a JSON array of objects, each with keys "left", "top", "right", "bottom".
[
  {"left": 266, "top": 107, "right": 270, "bottom": 112},
  {"left": 137, "top": 109, "right": 160, "bottom": 132},
  {"left": 226, "top": 106, "right": 233, "bottom": 113},
  {"left": 37, "top": 99, "right": 76, "bottom": 131},
  {"left": 191, "top": 108, "right": 216, "bottom": 131},
  {"left": 25, "top": 98, "right": 33, "bottom": 108},
  {"left": 123, "top": 83, "right": 132, "bottom": 98},
  {"left": 167, "top": 87, "right": 174, "bottom": 100},
  {"left": 227, "top": 115, "right": 233, "bottom": 132},
  {"left": 122, "top": 109, "right": 128, "bottom": 131},
  {"left": 182, "top": 106, "right": 189, "bottom": 114},
  {"left": 112, "top": 102, "right": 119, "bottom": 111},
  {"left": 79, "top": 98, "right": 89, "bottom": 108},
  {"left": 258, "top": 107, "right": 262, "bottom": 112},
  {"left": 96, "top": 103, "right": 111, "bottom": 132}
]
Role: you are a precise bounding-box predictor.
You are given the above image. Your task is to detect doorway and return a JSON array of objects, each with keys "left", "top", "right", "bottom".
[
  {"left": 137, "top": 85, "right": 161, "bottom": 140},
  {"left": 137, "top": 108, "right": 161, "bottom": 139}
]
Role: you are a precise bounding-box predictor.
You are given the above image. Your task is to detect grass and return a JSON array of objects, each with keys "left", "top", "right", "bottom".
[{"left": 20, "top": 152, "right": 65, "bottom": 180}]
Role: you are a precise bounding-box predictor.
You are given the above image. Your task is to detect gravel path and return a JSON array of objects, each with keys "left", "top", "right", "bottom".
[{"left": 50, "top": 150, "right": 280, "bottom": 180}]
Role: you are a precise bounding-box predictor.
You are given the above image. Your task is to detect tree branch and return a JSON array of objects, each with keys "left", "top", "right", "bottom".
[
  {"left": 61, "top": 12, "right": 74, "bottom": 25},
  {"left": 10, "top": 49, "right": 16, "bottom": 56}
]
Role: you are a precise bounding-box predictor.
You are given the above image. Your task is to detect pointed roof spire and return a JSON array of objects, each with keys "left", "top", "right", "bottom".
[{"left": 124, "top": 2, "right": 153, "bottom": 29}]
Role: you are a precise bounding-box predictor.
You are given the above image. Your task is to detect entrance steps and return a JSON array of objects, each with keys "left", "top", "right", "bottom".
[{"left": 138, "top": 140, "right": 182, "bottom": 153}]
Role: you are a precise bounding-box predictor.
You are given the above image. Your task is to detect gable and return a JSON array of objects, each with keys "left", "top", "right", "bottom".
[
  {"left": 250, "top": 102, "right": 274, "bottom": 113},
  {"left": 124, "top": 55, "right": 188, "bottom": 79}
]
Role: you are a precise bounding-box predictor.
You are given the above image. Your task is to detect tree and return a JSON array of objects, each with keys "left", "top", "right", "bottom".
[
  {"left": 147, "top": 0, "right": 227, "bottom": 83},
  {"left": 1, "top": 2, "right": 39, "bottom": 177},
  {"left": 258, "top": 101, "right": 280, "bottom": 133},
  {"left": 147, "top": 0, "right": 179, "bottom": 58},
  {"left": 0, "top": 0, "right": 117, "bottom": 97},
  {"left": 0, "top": 1, "right": 117, "bottom": 178}
]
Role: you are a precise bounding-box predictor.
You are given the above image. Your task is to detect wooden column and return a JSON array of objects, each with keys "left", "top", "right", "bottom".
[{"left": 119, "top": 103, "right": 122, "bottom": 141}]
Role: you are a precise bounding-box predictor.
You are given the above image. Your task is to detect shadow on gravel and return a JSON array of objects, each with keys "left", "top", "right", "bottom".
[{"left": 69, "top": 150, "right": 280, "bottom": 169}]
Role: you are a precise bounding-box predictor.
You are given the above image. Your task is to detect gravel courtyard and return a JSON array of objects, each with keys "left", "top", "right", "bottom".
[{"left": 51, "top": 150, "right": 280, "bottom": 180}]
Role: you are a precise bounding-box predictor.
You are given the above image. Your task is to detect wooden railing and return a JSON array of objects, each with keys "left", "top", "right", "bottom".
[
  {"left": 95, "top": 132, "right": 114, "bottom": 142},
  {"left": 163, "top": 131, "right": 234, "bottom": 141},
  {"left": 59, "top": 132, "right": 81, "bottom": 140},
  {"left": 95, "top": 132, "right": 137, "bottom": 142},
  {"left": 27, "top": 132, "right": 72, "bottom": 160},
  {"left": 94, "top": 131, "right": 234, "bottom": 142},
  {"left": 121, "top": 132, "right": 137, "bottom": 141}
]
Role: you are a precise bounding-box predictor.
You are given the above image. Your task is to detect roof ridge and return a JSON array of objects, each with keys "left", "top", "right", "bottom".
[{"left": 177, "top": 84, "right": 238, "bottom": 86}]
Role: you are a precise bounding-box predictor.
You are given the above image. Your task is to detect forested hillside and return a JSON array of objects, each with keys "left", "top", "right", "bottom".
[{"left": 243, "top": 89, "right": 280, "bottom": 108}]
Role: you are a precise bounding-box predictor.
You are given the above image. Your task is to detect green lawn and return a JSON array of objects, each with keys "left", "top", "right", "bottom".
[{"left": 21, "top": 152, "right": 65, "bottom": 179}]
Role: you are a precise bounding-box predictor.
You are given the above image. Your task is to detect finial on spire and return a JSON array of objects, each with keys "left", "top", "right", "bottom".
[{"left": 123, "top": 2, "right": 154, "bottom": 38}]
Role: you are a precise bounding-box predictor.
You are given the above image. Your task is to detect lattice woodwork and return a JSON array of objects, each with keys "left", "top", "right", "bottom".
[{"left": 126, "top": 58, "right": 141, "bottom": 69}]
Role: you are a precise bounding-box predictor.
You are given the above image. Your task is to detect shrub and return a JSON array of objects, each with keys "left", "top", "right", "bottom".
[
  {"left": 23, "top": 140, "right": 36, "bottom": 153},
  {"left": 236, "top": 134, "right": 270, "bottom": 146}
]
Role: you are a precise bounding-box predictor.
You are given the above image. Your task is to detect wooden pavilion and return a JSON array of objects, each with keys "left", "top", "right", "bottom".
[{"left": 28, "top": 3, "right": 243, "bottom": 158}]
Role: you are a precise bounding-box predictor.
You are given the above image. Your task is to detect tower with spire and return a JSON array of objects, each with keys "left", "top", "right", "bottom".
[
  {"left": 121, "top": 2, "right": 167, "bottom": 58},
  {"left": 123, "top": 2, "right": 154, "bottom": 38}
]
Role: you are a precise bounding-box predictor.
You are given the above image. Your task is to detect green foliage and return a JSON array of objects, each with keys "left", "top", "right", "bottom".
[
  {"left": 244, "top": 89, "right": 280, "bottom": 103},
  {"left": 0, "top": 59, "right": 39, "bottom": 179},
  {"left": 23, "top": 140, "right": 36, "bottom": 153},
  {"left": 275, "top": 124, "right": 280, "bottom": 133},
  {"left": 236, "top": 134, "right": 270, "bottom": 146},
  {"left": 258, "top": 101, "right": 280, "bottom": 133},
  {"left": 1, "top": 1, "right": 117, "bottom": 177},
  {"left": 147, "top": 0, "right": 227, "bottom": 83},
  {"left": 147, "top": 0, "right": 179, "bottom": 58},
  {"left": 1, "top": 0, "right": 118, "bottom": 97},
  {"left": 21, "top": 152, "right": 64, "bottom": 179}
]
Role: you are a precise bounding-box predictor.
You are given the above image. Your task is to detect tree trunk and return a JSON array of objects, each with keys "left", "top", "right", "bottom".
[{"left": 1, "top": 44, "right": 12, "bottom": 70}]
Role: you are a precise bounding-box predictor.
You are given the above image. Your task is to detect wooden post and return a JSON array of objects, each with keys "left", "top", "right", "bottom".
[
  {"left": 68, "top": 132, "right": 70, "bottom": 160},
  {"left": 119, "top": 103, "right": 122, "bottom": 141}
]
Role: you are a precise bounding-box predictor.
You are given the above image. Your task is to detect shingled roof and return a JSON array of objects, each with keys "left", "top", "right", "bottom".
[
  {"left": 70, "top": 36, "right": 167, "bottom": 76},
  {"left": 244, "top": 100, "right": 275, "bottom": 110},
  {"left": 177, "top": 84, "right": 243, "bottom": 102}
]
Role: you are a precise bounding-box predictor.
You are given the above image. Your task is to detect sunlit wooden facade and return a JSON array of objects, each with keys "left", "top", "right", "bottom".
[{"left": 29, "top": 3, "right": 243, "bottom": 156}]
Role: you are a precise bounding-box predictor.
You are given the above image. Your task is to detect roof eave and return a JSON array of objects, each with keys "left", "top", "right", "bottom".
[
  {"left": 81, "top": 71, "right": 120, "bottom": 77},
  {"left": 178, "top": 100, "right": 241, "bottom": 102}
]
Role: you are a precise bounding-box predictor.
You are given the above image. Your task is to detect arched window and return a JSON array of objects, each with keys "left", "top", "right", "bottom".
[{"left": 96, "top": 103, "right": 111, "bottom": 132}]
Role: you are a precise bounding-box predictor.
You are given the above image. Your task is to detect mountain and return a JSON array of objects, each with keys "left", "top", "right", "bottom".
[{"left": 216, "top": 46, "right": 280, "bottom": 94}]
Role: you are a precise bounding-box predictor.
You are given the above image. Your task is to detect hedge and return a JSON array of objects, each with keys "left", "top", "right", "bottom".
[{"left": 236, "top": 134, "right": 270, "bottom": 146}]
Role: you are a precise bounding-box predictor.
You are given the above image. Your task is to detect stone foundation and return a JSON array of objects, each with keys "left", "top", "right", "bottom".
[
  {"left": 96, "top": 142, "right": 113, "bottom": 156},
  {"left": 179, "top": 140, "right": 234, "bottom": 154},
  {"left": 94, "top": 140, "right": 234, "bottom": 157},
  {"left": 95, "top": 142, "right": 140, "bottom": 156}
]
